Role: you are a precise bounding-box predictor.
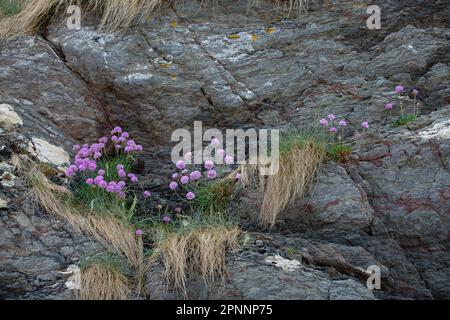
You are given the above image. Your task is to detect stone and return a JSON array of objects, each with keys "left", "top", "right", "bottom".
[
  {"left": 28, "top": 137, "right": 70, "bottom": 167},
  {"left": 0, "top": 104, "right": 23, "bottom": 131}
]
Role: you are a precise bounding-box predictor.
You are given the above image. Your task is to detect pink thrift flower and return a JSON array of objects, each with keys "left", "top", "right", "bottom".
[
  {"left": 117, "top": 192, "right": 126, "bottom": 199},
  {"left": 362, "top": 122, "right": 370, "bottom": 129},
  {"left": 184, "top": 152, "right": 192, "bottom": 161},
  {"left": 117, "top": 181, "right": 126, "bottom": 188},
  {"left": 412, "top": 89, "right": 419, "bottom": 96},
  {"left": 174, "top": 207, "right": 182, "bottom": 213},
  {"left": 207, "top": 170, "right": 218, "bottom": 179},
  {"left": 135, "top": 145, "right": 143, "bottom": 152},
  {"left": 94, "top": 152, "right": 102, "bottom": 159},
  {"left": 176, "top": 160, "right": 186, "bottom": 170},
  {"left": 118, "top": 170, "right": 126, "bottom": 178},
  {"left": 121, "top": 132, "right": 130, "bottom": 139},
  {"left": 211, "top": 138, "right": 220, "bottom": 147},
  {"left": 98, "top": 169, "right": 106, "bottom": 176},
  {"left": 328, "top": 114, "right": 336, "bottom": 121},
  {"left": 94, "top": 176, "right": 104, "bottom": 185},
  {"left": 169, "top": 182, "right": 178, "bottom": 190},
  {"left": 186, "top": 192, "right": 196, "bottom": 201},
  {"left": 111, "top": 135, "right": 119, "bottom": 143},
  {"left": 395, "top": 85, "right": 404, "bottom": 94},
  {"left": 224, "top": 156, "right": 234, "bottom": 165},
  {"left": 205, "top": 160, "right": 214, "bottom": 170},
  {"left": 189, "top": 171, "right": 201, "bottom": 181},
  {"left": 172, "top": 173, "right": 179, "bottom": 180},
  {"left": 180, "top": 176, "right": 190, "bottom": 185},
  {"left": 73, "top": 145, "right": 81, "bottom": 151},
  {"left": 112, "top": 126, "right": 122, "bottom": 134},
  {"left": 106, "top": 185, "right": 115, "bottom": 193},
  {"left": 162, "top": 216, "right": 172, "bottom": 224},
  {"left": 144, "top": 191, "right": 151, "bottom": 198},
  {"left": 329, "top": 127, "right": 338, "bottom": 134},
  {"left": 217, "top": 149, "right": 226, "bottom": 157},
  {"left": 130, "top": 176, "right": 138, "bottom": 183},
  {"left": 319, "top": 119, "right": 329, "bottom": 126},
  {"left": 385, "top": 103, "right": 393, "bottom": 110},
  {"left": 235, "top": 173, "right": 242, "bottom": 180},
  {"left": 98, "top": 181, "right": 108, "bottom": 189},
  {"left": 86, "top": 178, "right": 94, "bottom": 185},
  {"left": 135, "top": 229, "right": 143, "bottom": 236},
  {"left": 117, "top": 164, "right": 125, "bottom": 171},
  {"left": 338, "top": 120, "right": 348, "bottom": 127},
  {"left": 99, "top": 137, "right": 108, "bottom": 144}
]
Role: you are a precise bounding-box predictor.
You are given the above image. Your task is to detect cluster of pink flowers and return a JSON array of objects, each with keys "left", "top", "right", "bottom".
[
  {"left": 169, "top": 138, "right": 240, "bottom": 201},
  {"left": 66, "top": 127, "right": 144, "bottom": 199},
  {"left": 385, "top": 85, "right": 420, "bottom": 117},
  {"left": 319, "top": 114, "right": 349, "bottom": 134}
]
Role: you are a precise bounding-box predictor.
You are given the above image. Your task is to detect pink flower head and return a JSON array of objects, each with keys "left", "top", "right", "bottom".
[
  {"left": 118, "top": 170, "right": 127, "bottom": 178},
  {"left": 129, "top": 175, "right": 138, "bottom": 183},
  {"left": 180, "top": 176, "right": 190, "bottom": 185},
  {"left": 224, "top": 156, "right": 234, "bottom": 165},
  {"left": 184, "top": 152, "right": 192, "bottom": 162},
  {"left": 117, "top": 181, "right": 126, "bottom": 188},
  {"left": 144, "top": 191, "right": 151, "bottom": 198},
  {"left": 135, "top": 229, "right": 143, "bottom": 236},
  {"left": 86, "top": 178, "right": 94, "bottom": 186},
  {"left": 174, "top": 207, "right": 182, "bottom": 213},
  {"left": 111, "top": 126, "right": 123, "bottom": 135},
  {"left": 115, "top": 144, "right": 122, "bottom": 150},
  {"left": 111, "top": 135, "right": 119, "bottom": 143},
  {"left": 217, "top": 149, "right": 226, "bottom": 157},
  {"left": 329, "top": 127, "right": 338, "bottom": 134},
  {"left": 338, "top": 120, "right": 348, "bottom": 127},
  {"left": 207, "top": 170, "right": 218, "bottom": 179},
  {"left": 94, "top": 152, "right": 102, "bottom": 159},
  {"left": 362, "top": 122, "right": 370, "bottom": 129},
  {"left": 169, "top": 181, "right": 178, "bottom": 190},
  {"left": 73, "top": 145, "right": 81, "bottom": 151},
  {"left": 412, "top": 89, "right": 419, "bottom": 96},
  {"left": 235, "top": 173, "right": 242, "bottom": 180},
  {"left": 106, "top": 185, "right": 115, "bottom": 193},
  {"left": 172, "top": 173, "right": 179, "bottom": 180},
  {"left": 94, "top": 175, "right": 104, "bottom": 185},
  {"left": 328, "top": 114, "right": 336, "bottom": 121},
  {"left": 189, "top": 171, "right": 202, "bottom": 181},
  {"left": 98, "top": 169, "right": 106, "bottom": 176},
  {"left": 88, "top": 161, "right": 97, "bottom": 171},
  {"left": 99, "top": 137, "right": 108, "bottom": 144},
  {"left": 205, "top": 160, "right": 214, "bottom": 170},
  {"left": 211, "top": 138, "right": 220, "bottom": 147},
  {"left": 118, "top": 192, "right": 126, "bottom": 199},
  {"left": 117, "top": 164, "right": 125, "bottom": 171},
  {"left": 395, "top": 86, "right": 404, "bottom": 94},
  {"left": 98, "top": 180, "right": 108, "bottom": 189},
  {"left": 385, "top": 103, "right": 393, "bottom": 110},
  {"left": 176, "top": 160, "right": 186, "bottom": 170},
  {"left": 319, "top": 119, "right": 329, "bottom": 126},
  {"left": 162, "top": 216, "right": 172, "bottom": 224},
  {"left": 186, "top": 192, "right": 196, "bottom": 201},
  {"left": 121, "top": 132, "right": 130, "bottom": 139},
  {"left": 135, "top": 145, "right": 143, "bottom": 152}
]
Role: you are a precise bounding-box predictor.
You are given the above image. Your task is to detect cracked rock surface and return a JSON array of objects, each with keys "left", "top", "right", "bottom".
[{"left": 1, "top": 0, "right": 449, "bottom": 299}]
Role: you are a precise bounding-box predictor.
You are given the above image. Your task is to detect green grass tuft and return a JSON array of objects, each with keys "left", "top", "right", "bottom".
[
  {"left": 392, "top": 114, "right": 417, "bottom": 127},
  {"left": 327, "top": 142, "right": 352, "bottom": 163},
  {"left": 0, "top": 0, "right": 23, "bottom": 17}
]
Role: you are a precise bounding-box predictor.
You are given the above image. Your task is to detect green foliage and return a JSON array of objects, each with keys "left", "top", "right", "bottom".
[
  {"left": 280, "top": 127, "right": 329, "bottom": 155},
  {"left": 327, "top": 142, "right": 352, "bottom": 162},
  {"left": 0, "top": 0, "right": 23, "bottom": 17},
  {"left": 193, "top": 179, "right": 235, "bottom": 214},
  {"left": 71, "top": 154, "right": 136, "bottom": 222},
  {"left": 80, "top": 253, "right": 130, "bottom": 274},
  {"left": 392, "top": 114, "right": 417, "bottom": 127}
]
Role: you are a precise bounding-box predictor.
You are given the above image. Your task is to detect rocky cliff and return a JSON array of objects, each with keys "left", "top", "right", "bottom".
[{"left": 0, "top": 0, "right": 449, "bottom": 300}]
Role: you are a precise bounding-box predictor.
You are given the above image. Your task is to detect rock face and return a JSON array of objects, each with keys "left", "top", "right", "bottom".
[{"left": 1, "top": 0, "right": 449, "bottom": 299}]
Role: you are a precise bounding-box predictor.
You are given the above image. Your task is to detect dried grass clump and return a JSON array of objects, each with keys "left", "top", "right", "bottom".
[
  {"left": 0, "top": 0, "right": 309, "bottom": 38},
  {"left": 157, "top": 226, "right": 240, "bottom": 295},
  {"left": 239, "top": 128, "right": 326, "bottom": 229},
  {"left": 79, "top": 264, "right": 130, "bottom": 300}
]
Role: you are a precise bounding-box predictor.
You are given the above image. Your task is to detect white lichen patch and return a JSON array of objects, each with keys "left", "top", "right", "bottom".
[
  {"left": 265, "top": 255, "right": 301, "bottom": 272},
  {"left": 0, "top": 104, "right": 23, "bottom": 131},
  {"left": 418, "top": 118, "right": 450, "bottom": 140},
  {"left": 28, "top": 138, "right": 70, "bottom": 167}
]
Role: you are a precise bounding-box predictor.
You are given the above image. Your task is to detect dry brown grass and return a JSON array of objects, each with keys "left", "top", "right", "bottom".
[
  {"left": 78, "top": 264, "right": 130, "bottom": 300},
  {"left": 260, "top": 140, "right": 324, "bottom": 229},
  {"left": 238, "top": 131, "right": 326, "bottom": 229},
  {"left": 157, "top": 226, "right": 240, "bottom": 295},
  {"left": 12, "top": 153, "right": 149, "bottom": 297},
  {"left": 0, "top": 0, "right": 309, "bottom": 38}
]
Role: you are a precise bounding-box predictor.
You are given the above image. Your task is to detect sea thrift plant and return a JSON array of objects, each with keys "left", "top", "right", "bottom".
[
  {"left": 66, "top": 127, "right": 144, "bottom": 200},
  {"left": 385, "top": 85, "right": 421, "bottom": 126}
]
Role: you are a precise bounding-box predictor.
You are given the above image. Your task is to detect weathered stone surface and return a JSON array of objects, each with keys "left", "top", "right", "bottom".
[{"left": 1, "top": 0, "right": 449, "bottom": 300}]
